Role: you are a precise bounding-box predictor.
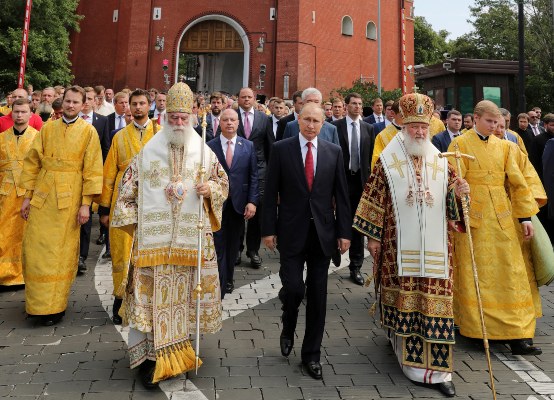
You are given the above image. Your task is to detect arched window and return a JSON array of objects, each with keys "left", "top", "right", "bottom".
[
  {"left": 366, "top": 21, "right": 377, "bottom": 40},
  {"left": 341, "top": 16, "right": 353, "bottom": 36}
]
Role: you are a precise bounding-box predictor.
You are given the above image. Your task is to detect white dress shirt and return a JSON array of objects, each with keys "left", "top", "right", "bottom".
[
  {"left": 219, "top": 134, "right": 237, "bottom": 158},
  {"left": 373, "top": 113, "right": 384, "bottom": 123},
  {"left": 346, "top": 115, "right": 361, "bottom": 170},
  {"left": 271, "top": 115, "right": 279, "bottom": 137},
  {"left": 299, "top": 134, "right": 318, "bottom": 176},
  {"left": 79, "top": 111, "right": 94, "bottom": 124},
  {"left": 115, "top": 113, "right": 126, "bottom": 129},
  {"left": 447, "top": 128, "right": 461, "bottom": 141},
  {"left": 530, "top": 124, "right": 541, "bottom": 136}
]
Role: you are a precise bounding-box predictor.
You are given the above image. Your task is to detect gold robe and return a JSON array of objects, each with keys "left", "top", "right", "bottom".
[
  {"left": 21, "top": 118, "right": 103, "bottom": 315},
  {"left": 370, "top": 123, "right": 401, "bottom": 170},
  {"left": 429, "top": 116, "right": 446, "bottom": 137},
  {"left": 508, "top": 140, "right": 547, "bottom": 318},
  {"left": 450, "top": 130, "right": 539, "bottom": 339},
  {"left": 0, "top": 126, "right": 38, "bottom": 285},
  {"left": 96, "top": 123, "right": 157, "bottom": 296}
]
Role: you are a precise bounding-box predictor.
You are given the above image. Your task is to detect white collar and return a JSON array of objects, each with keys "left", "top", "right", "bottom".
[
  {"left": 346, "top": 115, "right": 360, "bottom": 125},
  {"left": 299, "top": 133, "right": 318, "bottom": 149}
]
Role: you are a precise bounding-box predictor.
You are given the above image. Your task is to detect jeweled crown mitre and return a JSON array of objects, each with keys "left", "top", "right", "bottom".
[
  {"left": 166, "top": 82, "right": 193, "bottom": 113},
  {"left": 398, "top": 93, "right": 434, "bottom": 124}
]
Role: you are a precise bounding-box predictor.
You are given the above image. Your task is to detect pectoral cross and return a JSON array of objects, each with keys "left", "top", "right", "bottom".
[
  {"left": 426, "top": 156, "right": 445, "bottom": 181},
  {"left": 389, "top": 153, "right": 407, "bottom": 178}
]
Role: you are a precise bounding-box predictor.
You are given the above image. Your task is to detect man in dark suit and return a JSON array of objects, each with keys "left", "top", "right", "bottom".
[
  {"left": 282, "top": 88, "right": 340, "bottom": 145},
  {"left": 331, "top": 93, "right": 375, "bottom": 285},
  {"left": 275, "top": 90, "right": 303, "bottom": 141},
  {"left": 107, "top": 92, "right": 129, "bottom": 145},
  {"left": 516, "top": 112, "right": 535, "bottom": 151},
  {"left": 363, "top": 97, "right": 384, "bottom": 124},
  {"left": 266, "top": 98, "right": 287, "bottom": 159},
  {"left": 78, "top": 87, "right": 111, "bottom": 273},
  {"left": 203, "top": 92, "right": 225, "bottom": 141},
  {"left": 208, "top": 109, "right": 259, "bottom": 297},
  {"left": 431, "top": 109, "right": 463, "bottom": 153},
  {"left": 236, "top": 87, "right": 271, "bottom": 268},
  {"left": 529, "top": 110, "right": 546, "bottom": 137},
  {"left": 262, "top": 103, "right": 351, "bottom": 380},
  {"left": 529, "top": 113, "right": 554, "bottom": 242}
]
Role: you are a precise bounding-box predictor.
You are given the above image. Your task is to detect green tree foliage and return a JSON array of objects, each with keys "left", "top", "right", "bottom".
[
  {"left": 0, "top": 0, "right": 81, "bottom": 94},
  {"left": 447, "top": 0, "right": 553, "bottom": 110},
  {"left": 330, "top": 79, "right": 403, "bottom": 106},
  {"left": 414, "top": 16, "right": 451, "bottom": 66}
]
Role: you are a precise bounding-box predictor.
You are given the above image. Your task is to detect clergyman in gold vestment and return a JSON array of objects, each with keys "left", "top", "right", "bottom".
[
  {"left": 450, "top": 100, "right": 541, "bottom": 356},
  {"left": 111, "top": 82, "right": 228, "bottom": 388},
  {"left": 20, "top": 86, "right": 103, "bottom": 326},
  {"left": 0, "top": 99, "right": 38, "bottom": 286},
  {"left": 97, "top": 90, "right": 157, "bottom": 324}
]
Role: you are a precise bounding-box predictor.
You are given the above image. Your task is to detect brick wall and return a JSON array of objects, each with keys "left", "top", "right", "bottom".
[{"left": 70, "top": 0, "right": 414, "bottom": 98}]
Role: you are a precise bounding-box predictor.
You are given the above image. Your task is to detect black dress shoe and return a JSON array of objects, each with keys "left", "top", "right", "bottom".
[
  {"left": 102, "top": 251, "right": 111, "bottom": 259},
  {"left": 77, "top": 257, "right": 87, "bottom": 274},
  {"left": 235, "top": 252, "right": 242, "bottom": 266},
  {"left": 280, "top": 334, "right": 294, "bottom": 357},
  {"left": 510, "top": 339, "right": 542, "bottom": 355},
  {"left": 96, "top": 234, "right": 106, "bottom": 245},
  {"left": 226, "top": 282, "right": 234, "bottom": 294},
  {"left": 437, "top": 381, "right": 456, "bottom": 397},
  {"left": 302, "top": 361, "right": 323, "bottom": 380},
  {"left": 349, "top": 268, "right": 364, "bottom": 285},
  {"left": 112, "top": 298, "right": 123, "bottom": 325},
  {"left": 41, "top": 311, "right": 65, "bottom": 326},
  {"left": 138, "top": 360, "right": 158, "bottom": 389},
  {"left": 246, "top": 251, "right": 262, "bottom": 268},
  {"left": 331, "top": 249, "right": 342, "bottom": 267}
]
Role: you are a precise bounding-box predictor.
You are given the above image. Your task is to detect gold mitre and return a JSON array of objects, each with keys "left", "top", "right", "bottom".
[
  {"left": 398, "top": 93, "right": 434, "bottom": 124},
  {"left": 166, "top": 82, "right": 193, "bottom": 113}
]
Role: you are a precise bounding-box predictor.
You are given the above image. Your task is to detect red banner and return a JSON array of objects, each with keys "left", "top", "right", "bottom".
[{"left": 18, "top": 0, "right": 33, "bottom": 88}]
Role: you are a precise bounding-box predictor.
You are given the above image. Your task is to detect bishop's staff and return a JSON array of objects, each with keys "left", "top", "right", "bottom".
[
  {"left": 193, "top": 105, "right": 209, "bottom": 373},
  {"left": 439, "top": 143, "right": 497, "bottom": 400}
]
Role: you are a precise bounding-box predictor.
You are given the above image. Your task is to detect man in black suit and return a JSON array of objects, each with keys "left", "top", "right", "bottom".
[
  {"left": 363, "top": 97, "right": 385, "bottom": 124},
  {"left": 516, "top": 112, "right": 535, "bottom": 151},
  {"left": 78, "top": 87, "right": 111, "bottom": 273},
  {"left": 236, "top": 87, "right": 271, "bottom": 268},
  {"left": 107, "top": 92, "right": 129, "bottom": 145},
  {"left": 529, "top": 110, "right": 546, "bottom": 137},
  {"left": 208, "top": 109, "right": 259, "bottom": 297},
  {"left": 327, "top": 98, "right": 344, "bottom": 123},
  {"left": 332, "top": 93, "right": 375, "bottom": 285},
  {"left": 262, "top": 103, "right": 351, "bottom": 380},
  {"left": 266, "top": 98, "right": 287, "bottom": 159},
  {"left": 275, "top": 90, "right": 303, "bottom": 141},
  {"left": 431, "top": 109, "right": 463, "bottom": 153}
]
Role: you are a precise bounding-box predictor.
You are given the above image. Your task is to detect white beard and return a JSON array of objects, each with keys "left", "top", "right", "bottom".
[
  {"left": 163, "top": 124, "right": 193, "bottom": 147},
  {"left": 402, "top": 129, "right": 433, "bottom": 157}
]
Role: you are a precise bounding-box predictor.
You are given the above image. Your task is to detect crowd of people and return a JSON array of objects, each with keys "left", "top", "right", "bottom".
[{"left": 0, "top": 80, "right": 553, "bottom": 397}]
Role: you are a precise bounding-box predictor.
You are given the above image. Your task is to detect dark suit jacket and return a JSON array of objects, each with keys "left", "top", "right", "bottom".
[
  {"left": 237, "top": 108, "right": 270, "bottom": 193},
  {"left": 371, "top": 121, "right": 385, "bottom": 135},
  {"left": 283, "top": 120, "right": 340, "bottom": 146},
  {"left": 530, "top": 130, "right": 554, "bottom": 181},
  {"left": 276, "top": 113, "right": 295, "bottom": 142},
  {"left": 262, "top": 136, "right": 351, "bottom": 257},
  {"left": 91, "top": 112, "right": 110, "bottom": 162},
  {"left": 543, "top": 138, "right": 554, "bottom": 219},
  {"left": 363, "top": 114, "right": 384, "bottom": 125},
  {"left": 266, "top": 115, "right": 277, "bottom": 161},
  {"left": 431, "top": 130, "right": 454, "bottom": 153},
  {"left": 193, "top": 114, "right": 215, "bottom": 142},
  {"left": 332, "top": 118, "right": 375, "bottom": 190},
  {"left": 207, "top": 135, "right": 259, "bottom": 214}
]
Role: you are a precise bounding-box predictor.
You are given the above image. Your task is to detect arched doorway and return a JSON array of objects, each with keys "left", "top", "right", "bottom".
[{"left": 176, "top": 16, "right": 249, "bottom": 94}]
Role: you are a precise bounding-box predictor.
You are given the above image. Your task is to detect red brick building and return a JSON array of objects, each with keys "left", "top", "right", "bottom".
[{"left": 70, "top": 0, "right": 415, "bottom": 99}]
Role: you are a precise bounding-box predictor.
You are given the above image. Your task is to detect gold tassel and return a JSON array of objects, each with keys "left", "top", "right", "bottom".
[
  {"left": 364, "top": 276, "right": 373, "bottom": 287},
  {"left": 369, "top": 302, "right": 377, "bottom": 317},
  {"left": 152, "top": 350, "right": 166, "bottom": 383}
]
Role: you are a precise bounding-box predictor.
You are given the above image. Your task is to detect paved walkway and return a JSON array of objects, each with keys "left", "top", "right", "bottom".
[{"left": 1, "top": 219, "right": 554, "bottom": 399}]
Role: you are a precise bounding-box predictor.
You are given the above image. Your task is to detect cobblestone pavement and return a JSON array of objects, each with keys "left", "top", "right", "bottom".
[{"left": 1, "top": 219, "right": 554, "bottom": 399}]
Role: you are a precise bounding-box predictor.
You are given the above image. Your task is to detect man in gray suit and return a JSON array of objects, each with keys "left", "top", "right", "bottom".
[{"left": 282, "top": 88, "right": 340, "bottom": 146}]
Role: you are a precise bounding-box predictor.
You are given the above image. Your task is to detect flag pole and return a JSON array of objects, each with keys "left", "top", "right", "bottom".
[{"left": 18, "top": 0, "right": 33, "bottom": 88}]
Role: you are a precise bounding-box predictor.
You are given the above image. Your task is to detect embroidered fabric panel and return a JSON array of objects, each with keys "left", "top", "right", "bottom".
[
  {"left": 382, "top": 304, "right": 454, "bottom": 343},
  {"left": 111, "top": 158, "right": 139, "bottom": 227},
  {"left": 402, "top": 335, "right": 453, "bottom": 372}
]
